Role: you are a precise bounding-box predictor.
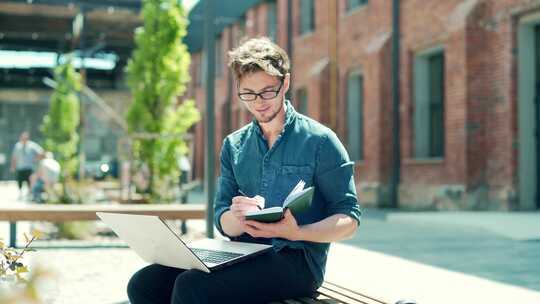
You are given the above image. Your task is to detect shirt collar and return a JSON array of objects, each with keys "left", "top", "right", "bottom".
[{"left": 252, "top": 99, "right": 297, "bottom": 137}]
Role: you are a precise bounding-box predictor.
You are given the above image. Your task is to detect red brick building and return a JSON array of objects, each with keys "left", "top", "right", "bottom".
[{"left": 184, "top": 0, "right": 540, "bottom": 211}]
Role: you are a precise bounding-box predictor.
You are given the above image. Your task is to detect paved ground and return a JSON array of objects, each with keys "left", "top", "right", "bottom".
[
  {"left": 1, "top": 181, "right": 540, "bottom": 303},
  {"left": 344, "top": 208, "right": 540, "bottom": 291}
]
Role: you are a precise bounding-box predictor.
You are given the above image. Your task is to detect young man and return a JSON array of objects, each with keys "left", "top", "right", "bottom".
[
  {"left": 127, "top": 37, "right": 361, "bottom": 304},
  {"left": 10, "top": 131, "right": 43, "bottom": 199}
]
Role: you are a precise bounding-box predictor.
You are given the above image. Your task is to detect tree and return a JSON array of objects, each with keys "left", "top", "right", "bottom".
[
  {"left": 126, "top": 0, "right": 200, "bottom": 198},
  {"left": 40, "top": 59, "right": 81, "bottom": 198}
]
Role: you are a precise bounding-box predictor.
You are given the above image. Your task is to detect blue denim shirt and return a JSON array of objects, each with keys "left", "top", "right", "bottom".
[{"left": 214, "top": 100, "right": 362, "bottom": 286}]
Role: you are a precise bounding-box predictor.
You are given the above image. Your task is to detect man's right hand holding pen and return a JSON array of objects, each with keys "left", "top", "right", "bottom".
[{"left": 230, "top": 190, "right": 265, "bottom": 222}]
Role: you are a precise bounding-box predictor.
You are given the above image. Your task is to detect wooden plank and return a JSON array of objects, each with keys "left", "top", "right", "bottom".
[
  {"left": 319, "top": 282, "right": 387, "bottom": 304},
  {"left": 317, "top": 288, "right": 367, "bottom": 304},
  {"left": 0, "top": 204, "right": 206, "bottom": 221}
]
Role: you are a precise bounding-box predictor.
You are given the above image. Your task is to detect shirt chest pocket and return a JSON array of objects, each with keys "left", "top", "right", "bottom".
[{"left": 273, "top": 165, "right": 314, "bottom": 203}]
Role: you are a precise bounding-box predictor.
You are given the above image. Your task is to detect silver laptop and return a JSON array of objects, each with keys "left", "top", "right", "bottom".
[{"left": 96, "top": 212, "right": 272, "bottom": 273}]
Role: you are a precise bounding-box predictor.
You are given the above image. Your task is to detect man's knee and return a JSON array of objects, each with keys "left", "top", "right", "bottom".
[
  {"left": 172, "top": 270, "right": 210, "bottom": 303},
  {"left": 127, "top": 268, "right": 145, "bottom": 301},
  {"left": 127, "top": 264, "right": 161, "bottom": 302}
]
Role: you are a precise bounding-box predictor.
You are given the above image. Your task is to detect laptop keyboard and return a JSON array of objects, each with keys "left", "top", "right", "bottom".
[{"left": 190, "top": 248, "right": 244, "bottom": 264}]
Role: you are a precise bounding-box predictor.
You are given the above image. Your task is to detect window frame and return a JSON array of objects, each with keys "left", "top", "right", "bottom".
[
  {"left": 413, "top": 46, "right": 446, "bottom": 159},
  {"left": 296, "top": 87, "right": 308, "bottom": 115},
  {"left": 299, "top": 0, "right": 315, "bottom": 36},
  {"left": 346, "top": 69, "right": 364, "bottom": 162},
  {"left": 267, "top": 0, "right": 278, "bottom": 42}
]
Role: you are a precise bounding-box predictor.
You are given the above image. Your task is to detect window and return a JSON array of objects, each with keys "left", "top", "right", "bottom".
[
  {"left": 414, "top": 49, "right": 445, "bottom": 158},
  {"left": 197, "top": 52, "right": 206, "bottom": 87},
  {"left": 215, "top": 35, "right": 223, "bottom": 78},
  {"left": 346, "top": 0, "right": 368, "bottom": 12},
  {"left": 267, "top": 0, "right": 278, "bottom": 42},
  {"left": 297, "top": 88, "right": 308, "bottom": 115},
  {"left": 300, "top": 0, "right": 315, "bottom": 35},
  {"left": 347, "top": 71, "right": 364, "bottom": 161},
  {"left": 237, "top": 15, "right": 246, "bottom": 44}
]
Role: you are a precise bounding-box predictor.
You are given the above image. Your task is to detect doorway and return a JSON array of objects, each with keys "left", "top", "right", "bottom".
[
  {"left": 518, "top": 16, "right": 540, "bottom": 210},
  {"left": 535, "top": 25, "right": 540, "bottom": 208}
]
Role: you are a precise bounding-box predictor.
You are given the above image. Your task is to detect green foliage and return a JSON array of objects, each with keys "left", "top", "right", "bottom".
[
  {"left": 126, "top": 0, "right": 200, "bottom": 197},
  {"left": 0, "top": 230, "right": 49, "bottom": 304},
  {"left": 0, "top": 229, "right": 43, "bottom": 285},
  {"left": 40, "top": 59, "right": 81, "bottom": 179}
]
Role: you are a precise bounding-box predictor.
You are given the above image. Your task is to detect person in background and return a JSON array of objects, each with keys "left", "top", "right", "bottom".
[
  {"left": 31, "top": 151, "right": 61, "bottom": 203},
  {"left": 10, "top": 131, "right": 43, "bottom": 199}
]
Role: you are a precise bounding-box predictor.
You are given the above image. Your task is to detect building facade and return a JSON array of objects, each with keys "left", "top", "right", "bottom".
[{"left": 185, "top": 0, "right": 540, "bottom": 211}]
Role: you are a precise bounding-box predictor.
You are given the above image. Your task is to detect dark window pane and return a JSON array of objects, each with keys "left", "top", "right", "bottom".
[
  {"left": 237, "top": 15, "right": 246, "bottom": 45},
  {"left": 267, "top": 1, "right": 278, "bottom": 42},
  {"left": 429, "top": 53, "right": 444, "bottom": 157},
  {"left": 297, "top": 88, "right": 308, "bottom": 115},
  {"left": 198, "top": 52, "right": 206, "bottom": 87},
  {"left": 347, "top": 0, "right": 368, "bottom": 12},
  {"left": 300, "top": 0, "right": 314, "bottom": 35},
  {"left": 347, "top": 73, "right": 364, "bottom": 161},
  {"left": 215, "top": 35, "right": 223, "bottom": 77}
]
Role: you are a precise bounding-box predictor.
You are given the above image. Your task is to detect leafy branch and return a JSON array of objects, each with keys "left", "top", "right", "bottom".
[{"left": 0, "top": 229, "right": 44, "bottom": 284}]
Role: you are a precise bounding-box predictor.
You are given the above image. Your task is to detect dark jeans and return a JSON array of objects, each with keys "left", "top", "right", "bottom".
[
  {"left": 127, "top": 247, "right": 318, "bottom": 304},
  {"left": 16, "top": 168, "right": 32, "bottom": 190}
]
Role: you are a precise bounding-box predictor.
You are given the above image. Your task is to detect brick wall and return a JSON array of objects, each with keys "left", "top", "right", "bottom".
[{"left": 187, "top": 0, "right": 538, "bottom": 210}]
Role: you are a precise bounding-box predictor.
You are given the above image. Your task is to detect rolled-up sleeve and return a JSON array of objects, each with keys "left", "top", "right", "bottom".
[
  {"left": 315, "top": 132, "right": 362, "bottom": 225},
  {"left": 213, "top": 138, "right": 239, "bottom": 236}
]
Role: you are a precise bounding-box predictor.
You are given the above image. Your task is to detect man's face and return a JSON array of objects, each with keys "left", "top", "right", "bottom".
[{"left": 238, "top": 71, "right": 289, "bottom": 124}]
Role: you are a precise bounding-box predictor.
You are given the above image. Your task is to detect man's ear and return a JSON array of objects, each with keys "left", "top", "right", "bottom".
[{"left": 283, "top": 73, "right": 291, "bottom": 96}]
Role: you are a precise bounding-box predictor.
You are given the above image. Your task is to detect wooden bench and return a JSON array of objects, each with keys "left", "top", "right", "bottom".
[{"left": 0, "top": 203, "right": 206, "bottom": 247}]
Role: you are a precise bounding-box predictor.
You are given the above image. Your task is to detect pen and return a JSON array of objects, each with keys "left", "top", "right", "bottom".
[{"left": 238, "top": 189, "right": 263, "bottom": 210}]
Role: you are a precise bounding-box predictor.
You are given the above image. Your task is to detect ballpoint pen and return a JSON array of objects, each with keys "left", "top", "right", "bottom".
[{"left": 238, "top": 189, "right": 263, "bottom": 210}]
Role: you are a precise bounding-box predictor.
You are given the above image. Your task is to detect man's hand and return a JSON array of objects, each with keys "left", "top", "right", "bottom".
[
  {"left": 242, "top": 209, "right": 301, "bottom": 241},
  {"left": 230, "top": 195, "right": 264, "bottom": 222}
]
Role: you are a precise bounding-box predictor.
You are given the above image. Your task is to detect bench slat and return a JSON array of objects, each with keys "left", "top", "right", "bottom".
[
  {"left": 0, "top": 204, "right": 206, "bottom": 221},
  {"left": 319, "top": 282, "right": 387, "bottom": 304}
]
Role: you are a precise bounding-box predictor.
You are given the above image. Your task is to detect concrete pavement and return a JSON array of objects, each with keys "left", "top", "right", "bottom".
[{"left": 344, "top": 208, "right": 540, "bottom": 291}]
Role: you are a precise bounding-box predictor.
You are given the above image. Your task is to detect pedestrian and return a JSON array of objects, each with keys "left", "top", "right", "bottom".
[
  {"left": 10, "top": 131, "right": 43, "bottom": 199},
  {"left": 127, "top": 37, "right": 362, "bottom": 304},
  {"left": 31, "top": 151, "right": 61, "bottom": 203}
]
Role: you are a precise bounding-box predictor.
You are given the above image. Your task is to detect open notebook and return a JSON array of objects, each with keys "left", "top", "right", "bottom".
[{"left": 244, "top": 180, "right": 315, "bottom": 223}]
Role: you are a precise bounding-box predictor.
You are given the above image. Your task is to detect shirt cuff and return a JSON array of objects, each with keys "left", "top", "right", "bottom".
[{"left": 214, "top": 205, "right": 231, "bottom": 237}]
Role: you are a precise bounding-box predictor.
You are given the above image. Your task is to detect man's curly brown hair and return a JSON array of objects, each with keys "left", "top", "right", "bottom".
[{"left": 228, "top": 37, "right": 290, "bottom": 81}]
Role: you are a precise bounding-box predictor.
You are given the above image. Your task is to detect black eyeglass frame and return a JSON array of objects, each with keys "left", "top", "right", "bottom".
[{"left": 237, "top": 80, "right": 284, "bottom": 102}]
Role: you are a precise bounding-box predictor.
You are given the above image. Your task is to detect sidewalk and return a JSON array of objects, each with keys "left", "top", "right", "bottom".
[
  {"left": 345, "top": 208, "right": 540, "bottom": 291},
  {"left": 326, "top": 243, "right": 540, "bottom": 304}
]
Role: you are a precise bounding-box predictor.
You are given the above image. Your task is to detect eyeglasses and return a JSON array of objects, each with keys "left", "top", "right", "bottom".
[{"left": 237, "top": 81, "right": 283, "bottom": 102}]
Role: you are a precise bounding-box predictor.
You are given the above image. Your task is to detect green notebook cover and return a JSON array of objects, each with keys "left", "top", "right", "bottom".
[{"left": 244, "top": 186, "right": 314, "bottom": 223}]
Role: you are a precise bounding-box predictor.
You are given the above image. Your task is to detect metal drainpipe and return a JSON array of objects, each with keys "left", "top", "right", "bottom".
[
  {"left": 390, "top": 0, "right": 401, "bottom": 208},
  {"left": 204, "top": 0, "right": 216, "bottom": 238},
  {"left": 286, "top": 0, "right": 293, "bottom": 100},
  {"left": 329, "top": 0, "right": 338, "bottom": 131}
]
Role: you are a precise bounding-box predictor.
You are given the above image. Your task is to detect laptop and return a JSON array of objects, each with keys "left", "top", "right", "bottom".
[{"left": 96, "top": 212, "right": 272, "bottom": 273}]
